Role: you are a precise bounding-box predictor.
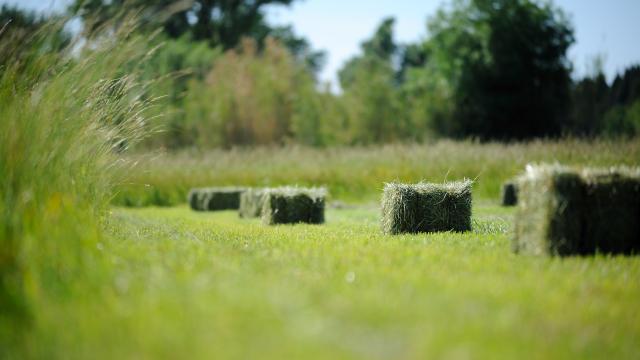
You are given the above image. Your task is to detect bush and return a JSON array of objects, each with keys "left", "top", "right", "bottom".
[{"left": 183, "top": 37, "right": 323, "bottom": 147}]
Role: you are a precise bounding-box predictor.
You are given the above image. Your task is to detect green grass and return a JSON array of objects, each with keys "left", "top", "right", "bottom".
[
  {"left": 113, "top": 139, "right": 640, "bottom": 207},
  {"left": 0, "top": 19, "right": 155, "bottom": 354},
  {"left": 2, "top": 16, "right": 639, "bottom": 360},
  {"left": 21, "top": 202, "right": 640, "bottom": 359}
]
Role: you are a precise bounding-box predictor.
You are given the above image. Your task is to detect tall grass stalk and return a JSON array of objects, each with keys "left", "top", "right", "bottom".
[{"left": 0, "top": 17, "right": 153, "bottom": 351}]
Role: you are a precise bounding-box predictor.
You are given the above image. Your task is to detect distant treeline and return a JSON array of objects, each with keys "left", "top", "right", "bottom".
[{"left": 2, "top": 0, "right": 639, "bottom": 148}]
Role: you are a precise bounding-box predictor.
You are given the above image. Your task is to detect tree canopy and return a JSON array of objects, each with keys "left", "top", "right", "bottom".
[
  {"left": 70, "top": 0, "right": 293, "bottom": 48},
  {"left": 421, "top": 0, "right": 575, "bottom": 139}
]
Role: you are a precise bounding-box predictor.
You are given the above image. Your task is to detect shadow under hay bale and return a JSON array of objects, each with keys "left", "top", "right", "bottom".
[
  {"left": 239, "top": 188, "right": 266, "bottom": 218},
  {"left": 501, "top": 181, "right": 518, "bottom": 206},
  {"left": 513, "top": 165, "right": 640, "bottom": 256},
  {"left": 261, "top": 187, "right": 326, "bottom": 225},
  {"left": 381, "top": 181, "right": 473, "bottom": 235},
  {"left": 187, "top": 187, "right": 246, "bottom": 211}
]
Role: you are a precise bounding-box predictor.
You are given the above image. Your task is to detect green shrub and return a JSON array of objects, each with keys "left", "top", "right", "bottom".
[
  {"left": 513, "top": 165, "right": 640, "bottom": 256},
  {"left": 261, "top": 187, "right": 326, "bottom": 225},
  {"left": 183, "top": 37, "right": 323, "bottom": 148},
  {"left": 381, "top": 181, "right": 473, "bottom": 234}
]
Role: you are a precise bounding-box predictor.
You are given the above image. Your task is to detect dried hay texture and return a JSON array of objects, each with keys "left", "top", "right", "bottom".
[
  {"left": 513, "top": 165, "right": 640, "bottom": 256},
  {"left": 239, "top": 188, "right": 266, "bottom": 218},
  {"left": 187, "top": 187, "right": 246, "bottom": 211},
  {"left": 381, "top": 181, "right": 473, "bottom": 235},
  {"left": 261, "top": 187, "right": 326, "bottom": 225},
  {"left": 501, "top": 181, "right": 518, "bottom": 206}
]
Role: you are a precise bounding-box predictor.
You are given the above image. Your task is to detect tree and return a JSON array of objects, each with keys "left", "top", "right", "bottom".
[
  {"left": 183, "top": 37, "right": 321, "bottom": 147},
  {"left": 70, "top": 0, "right": 295, "bottom": 49},
  {"left": 339, "top": 17, "right": 396, "bottom": 89},
  {"left": 568, "top": 73, "right": 609, "bottom": 136},
  {"left": 0, "top": 5, "right": 70, "bottom": 74},
  {"left": 417, "top": 0, "right": 574, "bottom": 139},
  {"left": 338, "top": 17, "right": 405, "bottom": 144},
  {"left": 268, "top": 25, "right": 326, "bottom": 75},
  {"left": 69, "top": 0, "right": 324, "bottom": 77},
  {"left": 609, "top": 65, "right": 640, "bottom": 107}
]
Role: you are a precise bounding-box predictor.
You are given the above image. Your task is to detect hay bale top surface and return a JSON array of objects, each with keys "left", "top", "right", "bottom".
[
  {"left": 383, "top": 180, "right": 473, "bottom": 195},
  {"left": 580, "top": 166, "right": 640, "bottom": 184},
  {"left": 265, "top": 186, "right": 327, "bottom": 199},
  {"left": 191, "top": 186, "right": 247, "bottom": 193},
  {"left": 519, "top": 164, "right": 640, "bottom": 183}
]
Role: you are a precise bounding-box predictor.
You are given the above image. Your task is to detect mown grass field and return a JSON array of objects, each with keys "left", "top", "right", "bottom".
[
  {"left": 3, "top": 13, "right": 639, "bottom": 358},
  {"left": 23, "top": 201, "right": 640, "bottom": 359}
]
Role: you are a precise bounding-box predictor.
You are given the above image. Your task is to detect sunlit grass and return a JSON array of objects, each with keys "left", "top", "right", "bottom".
[
  {"left": 18, "top": 204, "right": 640, "bottom": 359},
  {"left": 0, "top": 17, "right": 154, "bottom": 353}
]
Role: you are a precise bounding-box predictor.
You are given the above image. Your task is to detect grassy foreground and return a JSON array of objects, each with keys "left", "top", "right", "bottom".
[{"left": 23, "top": 202, "right": 640, "bottom": 359}]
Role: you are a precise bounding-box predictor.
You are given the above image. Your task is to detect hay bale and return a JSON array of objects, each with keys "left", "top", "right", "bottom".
[
  {"left": 513, "top": 165, "right": 640, "bottom": 256},
  {"left": 501, "top": 181, "right": 518, "bottom": 206},
  {"left": 581, "top": 168, "right": 640, "bottom": 254},
  {"left": 187, "top": 187, "right": 246, "bottom": 211},
  {"left": 188, "top": 189, "right": 208, "bottom": 211},
  {"left": 239, "top": 188, "right": 266, "bottom": 218},
  {"left": 381, "top": 180, "right": 473, "bottom": 235},
  {"left": 261, "top": 187, "right": 326, "bottom": 225}
]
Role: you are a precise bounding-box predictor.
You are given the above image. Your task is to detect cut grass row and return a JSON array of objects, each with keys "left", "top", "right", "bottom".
[{"left": 114, "top": 139, "right": 640, "bottom": 207}]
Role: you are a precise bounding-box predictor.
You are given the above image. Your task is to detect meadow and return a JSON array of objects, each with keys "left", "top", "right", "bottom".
[
  {"left": 114, "top": 139, "right": 640, "bottom": 206},
  {"left": 2, "top": 9, "right": 639, "bottom": 359},
  {"left": 3, "top": 140, "right": 638, "bottom": 359},
  {"left": 16, "top": 202, "right": 640, "bottom": 359}
]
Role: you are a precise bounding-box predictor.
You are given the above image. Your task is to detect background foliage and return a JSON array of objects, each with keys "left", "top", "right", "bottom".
[{"left": 34, "top": 0, "right": 637, "bottom": 147}]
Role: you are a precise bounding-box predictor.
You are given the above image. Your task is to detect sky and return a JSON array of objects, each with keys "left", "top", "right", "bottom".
[{"left": 3, "top": 0, "right": 640, "bottom": 88}]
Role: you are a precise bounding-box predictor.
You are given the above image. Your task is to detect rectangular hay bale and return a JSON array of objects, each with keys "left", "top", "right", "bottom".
[
  {"left": 239, "top": 188, "right": 266, "bottom": 218},
  {"left": 261, "top": 187, "right": 326, "bottom": 225},
  {"left": 501, "top": 181, "right": 518, "bottom": 206},
  {"left": 187, "top": 187, "right": 246, "bottom": 211},
  {"left": 513, "top": 165, "right": 640, "bottom": 256},
  {"left": 188, "top": 189, "right": 208, "bottom": 211},
  {"left": 381, "top": 180, "right": 473, "bottom": 234}
]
